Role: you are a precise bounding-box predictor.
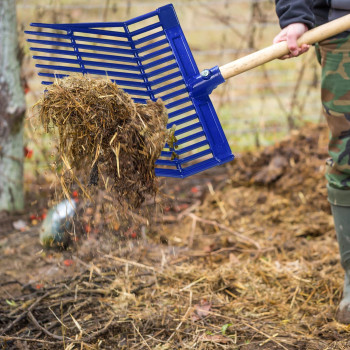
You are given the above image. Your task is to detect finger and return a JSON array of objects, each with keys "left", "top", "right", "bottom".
[
  {"left": 301, "top": 44, "right": 310, "bottom": 52},
  {"left": 280, "top": 54, "right": 292, "bottom": 60},
  {"left": 286, "top": 31, "right": 300, "bottom": 56},
  {"left": 296, "top": 44, "right": 310, "bottom": 56},
  {"left": 273, "top": 28, "right": 287, "bottom": 44},
  {"left": 273, "top": 35, "right": 284, "bottom": 44}
]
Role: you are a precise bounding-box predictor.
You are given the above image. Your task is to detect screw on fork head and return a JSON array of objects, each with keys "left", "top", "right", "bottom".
[{"left": 200, "top": 69, "right": 211, "bottom": 79}]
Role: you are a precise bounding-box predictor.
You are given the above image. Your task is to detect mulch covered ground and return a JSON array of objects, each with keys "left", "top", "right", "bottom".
[{"left": 1, "top": 123, "right": 350, "bottom": 349}]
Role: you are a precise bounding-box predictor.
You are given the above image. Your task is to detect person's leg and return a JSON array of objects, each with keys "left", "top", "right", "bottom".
[
  {"left": 319, "top": 35, "right": 350, "bottom": 323},
  {"left": 327, "top": 185, "right": 350, "bottom": 323}
]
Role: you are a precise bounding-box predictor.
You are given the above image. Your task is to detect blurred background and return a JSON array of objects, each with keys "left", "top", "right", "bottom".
[{"left": 18, "top": 0, "right": 322, "bottom": 157}]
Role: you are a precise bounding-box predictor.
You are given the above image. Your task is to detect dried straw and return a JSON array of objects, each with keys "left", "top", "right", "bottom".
[
  {"left": 36, "top": 75, "right": 168, "bottom": 208},
  {"left": 2, "top": 125, "right": 350, "bottom": 349}
]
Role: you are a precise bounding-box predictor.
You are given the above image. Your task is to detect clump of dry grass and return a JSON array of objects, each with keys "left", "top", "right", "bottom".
[{"left": 36, "top": 75, "right": 168, "bottom": 208}]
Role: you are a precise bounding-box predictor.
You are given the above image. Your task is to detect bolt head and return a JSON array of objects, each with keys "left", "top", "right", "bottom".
[{"left": 201, "top": 69, "right": 210, "bottom": 78}]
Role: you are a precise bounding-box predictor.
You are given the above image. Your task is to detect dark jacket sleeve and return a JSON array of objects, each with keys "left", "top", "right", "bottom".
[{"left": 275, "top": 0, "right": 315, "bottom": 29}]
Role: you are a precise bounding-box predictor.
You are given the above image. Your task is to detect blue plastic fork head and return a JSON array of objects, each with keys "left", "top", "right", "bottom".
[{"left": 25, "top": 4, "right": 234, "bottom": 178}]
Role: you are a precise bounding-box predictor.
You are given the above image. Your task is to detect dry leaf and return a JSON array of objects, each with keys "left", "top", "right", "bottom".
[
  {"left": 199, "top": 333, "right": 231, "bottom": 344},
  {"left": 191, "top": 300, "right": 211, "bottom": 321}
]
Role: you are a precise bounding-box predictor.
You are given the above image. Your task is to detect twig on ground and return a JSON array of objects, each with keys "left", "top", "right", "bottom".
[
  {"left": 166, "top": 306, "right": 192, "bottom": 344},
  {"left": 0, "top": 291, "right": 51, "bottom": 335},
  {"left": 105, "top": 254, "right": 156, "bottom": 272},
  {"left": 83, "top": 316, "right": 115, "bottom": 342},
  {"left": 28, "top": 311, "right": 67, "bottom": 341},
  {"left": 131, "top": 321, "right": 152, "bottom": 350},
  {"left": 187, "top": 213, "right": 261, "bottom": 249},
  {"left": 0, "top": 335, "right": 57, "bottom": 344}
]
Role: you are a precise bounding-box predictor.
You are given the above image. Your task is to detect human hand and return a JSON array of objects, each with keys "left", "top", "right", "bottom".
[{"left": 273, "top": 23, "right": 310, "bottom": 59}]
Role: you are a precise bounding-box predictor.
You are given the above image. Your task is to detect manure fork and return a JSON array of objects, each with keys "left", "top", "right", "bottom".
[{"left": 25, "top": 5, "right": 350, "bottom": 178}]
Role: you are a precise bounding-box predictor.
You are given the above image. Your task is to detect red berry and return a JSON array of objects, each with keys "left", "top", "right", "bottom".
[
  {"left": 191, "top": 186, "right": 199, "bottom": 194},
  {"left": 24, "top": 147, "right": 33, "bottom": 159},
  {"left": 63, "top": 259, "right": 74, "bottom": 267}
]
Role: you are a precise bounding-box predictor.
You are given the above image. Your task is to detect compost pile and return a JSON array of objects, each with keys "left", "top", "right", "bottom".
[
  {"left": 229, "top": 123, "right": 330, "bottom": 211},
  {"left": 3, "top": 124, "right": 350, "bottom": 349},
  {"left": 37, "top": 75, "right": 168, "bottom": 208}
]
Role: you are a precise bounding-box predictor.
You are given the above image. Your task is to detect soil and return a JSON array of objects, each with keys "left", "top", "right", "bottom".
[{"left": 1, "top": 124, "right": 350, "bottom": 349}]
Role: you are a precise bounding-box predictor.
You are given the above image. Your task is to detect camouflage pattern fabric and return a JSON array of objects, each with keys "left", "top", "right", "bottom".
[{"left": 317, "top": 35, "right": 350, "bottom": 189}]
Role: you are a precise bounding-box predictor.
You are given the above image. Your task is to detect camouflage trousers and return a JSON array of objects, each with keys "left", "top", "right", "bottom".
[{"left": 317, "top": 35, "right": 350, "bottom": 189}]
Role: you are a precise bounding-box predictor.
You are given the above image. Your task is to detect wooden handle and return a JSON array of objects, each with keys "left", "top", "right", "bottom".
[{"left": 219, "top": 14, "right": 350, "bottom": 80}]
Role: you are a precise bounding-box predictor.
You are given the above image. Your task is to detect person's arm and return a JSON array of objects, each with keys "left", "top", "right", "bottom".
[
  {"left": 276, "top": 0, "right": 315, "bottom": 29},
  {"left": 274, "top": 0, "right": 314, "bottom": 58}
]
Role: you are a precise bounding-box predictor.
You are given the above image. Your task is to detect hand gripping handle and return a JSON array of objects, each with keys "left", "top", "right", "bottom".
[{"left": 219, "top": 14, "right": 350, "bottom": 80}]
